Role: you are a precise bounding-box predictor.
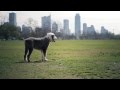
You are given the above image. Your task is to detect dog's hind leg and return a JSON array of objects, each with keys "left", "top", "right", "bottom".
[
  {"left": 41, "top": 50, "right": 44, "bottom": 62},
  {"left": 24, "top": 47, "right": 28, "bottom": 62},
  {"left": 27, "top": 48, "right": 33, "bottom": 62}
]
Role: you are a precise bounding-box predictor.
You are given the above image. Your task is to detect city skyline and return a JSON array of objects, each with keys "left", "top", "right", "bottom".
[{"left": 1, "top": 11, "right": 120, "bottom": 34}]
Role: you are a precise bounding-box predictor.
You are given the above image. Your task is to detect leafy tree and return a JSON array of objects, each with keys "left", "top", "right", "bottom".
[
  {"left": 0, "top": 23, "right": 22, "bottom": 40},
  {"left": 24, "top": 18, "right": 38, "bottom": 30}
]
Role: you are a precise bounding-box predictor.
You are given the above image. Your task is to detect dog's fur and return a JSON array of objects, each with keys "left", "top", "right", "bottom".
[{"left": 24, "top": 33, "right": 57, "bottom": 62}]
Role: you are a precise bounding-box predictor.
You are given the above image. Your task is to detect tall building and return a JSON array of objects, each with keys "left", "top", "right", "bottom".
[
  {"left": 63, "top": 19, "right": 70, "bottom": 35},
  {"left": 83, "top": 23, "right": 87, "bottom": 35},
  {"left": 101, "top": 26, "right": 108, "bottom": 34},
  {"left": 9, "top": 12, "right": 17, "bottom": 26},
  {"left": 41, "top": 15, "right": 51, "bottom": 32},
  {"left": 52, "top": 22, "right": 58, "bottom": 33},
  {"left": 75, "top": 13, "right": 81, "bottom": 39},
  {"left": 22, "top": 25, "right": 32, "bottom": 38},
  {"left": 87, "top": 25, "right": 96, "bottom": 35}
]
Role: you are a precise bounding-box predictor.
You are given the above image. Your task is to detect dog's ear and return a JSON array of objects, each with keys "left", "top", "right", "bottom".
[
  {"left": 51, "top": 35, "right": 54, "bottom": 39},
  {"left": 51, "top": 35, "right": 55, "bottom": 42}
]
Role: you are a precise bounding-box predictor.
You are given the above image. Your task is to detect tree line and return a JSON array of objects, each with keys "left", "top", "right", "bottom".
[
  {"left": 0, "top": 23, "right": 22, "bottom": 40},
  {"left": 0, "top": 23, "right": 120, "bottom": 40}
]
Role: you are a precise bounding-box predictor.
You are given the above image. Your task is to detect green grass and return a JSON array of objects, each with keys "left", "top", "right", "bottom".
[{"left": 0, "top": 40, "right": 120, "bottom": 79}]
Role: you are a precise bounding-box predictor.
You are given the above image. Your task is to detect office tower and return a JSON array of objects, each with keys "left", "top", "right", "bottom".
[
  {"left": 41, "top": 15, "right": 51, "bottom": 32},
  {"left": 64, "top": 19, "right": 69, "bottom": 35},
  {"left": 9, "top": 12, "right": 17, "bottom": 26},
  {"left": 75, "top": 13, "right": 81, "bottom": 39}
]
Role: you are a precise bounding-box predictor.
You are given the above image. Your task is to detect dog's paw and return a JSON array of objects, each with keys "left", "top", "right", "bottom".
[{"left": 44, "top": 58, "right": 48, "bottom": 61}]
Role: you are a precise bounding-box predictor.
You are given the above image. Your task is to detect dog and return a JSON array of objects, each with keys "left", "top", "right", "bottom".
[{"left": 24, "top": 32, "right": 57, "bottom": 62}]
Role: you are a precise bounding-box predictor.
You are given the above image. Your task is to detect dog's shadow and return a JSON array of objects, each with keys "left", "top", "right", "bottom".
[{"left": 16, "top": 60, "right": 44, "bottom": 63}]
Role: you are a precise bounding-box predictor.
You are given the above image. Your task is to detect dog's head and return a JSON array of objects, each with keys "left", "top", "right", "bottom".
[{"left": 46, "top": 32, "right": 57, "bottom": 42}]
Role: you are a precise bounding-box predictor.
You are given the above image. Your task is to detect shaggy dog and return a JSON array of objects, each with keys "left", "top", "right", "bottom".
[{"left": 24, "top": 33, "right": 57, "bottom": 62}]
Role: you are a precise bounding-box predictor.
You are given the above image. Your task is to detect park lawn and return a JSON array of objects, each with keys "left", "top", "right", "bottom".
[{"left": 0, "top": 40, "right": 120, "bottom": 79}]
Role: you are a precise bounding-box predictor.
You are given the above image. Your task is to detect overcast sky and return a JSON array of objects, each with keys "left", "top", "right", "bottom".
[{"left": 1, "top": 11, "right": 120, "bottom": 34}]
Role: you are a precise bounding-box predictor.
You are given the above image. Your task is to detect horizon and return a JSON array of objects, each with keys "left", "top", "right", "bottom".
[{"left": 1, "top": 11, "right": 120, "bottom": 35}]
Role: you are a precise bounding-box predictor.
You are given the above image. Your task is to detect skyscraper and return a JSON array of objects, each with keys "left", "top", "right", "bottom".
[
  {"left": 83, "top": 23, "right": 87, "bottom": 35},
  {"left": 22, "top": 25, "right": 32, "bottom": 38},
  {"left": 64, "top": 19, "right": 69, "bottom": 35},
  {"left": 41, "top": 15, "right": 51, "bottom": 32},
  {"left": 9, "top": 12, "right": 17, "bottom": 26},
  {"left": 87, "top": 25, "right": 96, "bottom": 35},
  {"left": 52, "top": 22, "right": 58, "bottom": 33},
  {"left": 75, "top": 14, "right": 81, "bottom": 39},
  {"left": 101, "top": 26, "right": 108, "bottom": 35}
]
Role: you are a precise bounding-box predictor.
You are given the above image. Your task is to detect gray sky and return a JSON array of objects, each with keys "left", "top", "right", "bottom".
[{"left": 1, "top": 11, "right": 120, "bottom": 34}]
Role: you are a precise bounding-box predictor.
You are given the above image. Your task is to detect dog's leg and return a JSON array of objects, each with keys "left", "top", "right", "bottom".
[
  {"left": 45, "top": 50, "right": 48, "bottom": 61},
  {"left": 41, "top": 50, "right": 44, "bottom": 62},
  {"left": 43, "top": 49, "right": 48, "bottom": 61},
  {"left": 24, "top": 47, "right": 28, "bottom": 62},
  {"left": 27, "top": 48, "right": 33, "bottom": 62}
]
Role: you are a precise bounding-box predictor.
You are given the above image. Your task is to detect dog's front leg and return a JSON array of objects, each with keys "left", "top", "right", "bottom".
[
  {"left": 43, "top": 49, "right": 48, "bottom": 61},
  {"left": 41, "top": 50, "right": 44, "bottom": 61}
]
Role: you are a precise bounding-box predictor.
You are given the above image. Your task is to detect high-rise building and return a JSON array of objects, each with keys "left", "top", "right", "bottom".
[
  {"left": 41, "top": 15, "right": 51, "bottom": 32},
  {"left": 52, "top": 22, "right": 58, "bottom": 33},
  {"left": 83, "top": 23, "right": 87, "bottom": 35},
  {"left": 22, "top": 25, "right": 32, "bottom": 38},
  {"left": 9, "top": 12, "right": 17, "bottom": 26},
  {"left": 75, "top": 13, "right": 81, "bottom": 39},
  {"left": 87, "top": 25, "right": 96, "bottom": 35},
  {"left": 101, "top": 26, "right": 108, "bottom": 34},
  {"left": 63, "top": 19, "right": 70, "bottom": 35}
]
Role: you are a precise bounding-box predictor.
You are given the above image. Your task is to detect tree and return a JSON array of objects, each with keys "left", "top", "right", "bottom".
[
  {"left": 0, "top": 23, "right": 22, "bottom": 40},
  {"left": 0, "top": 12, "right": 8, "bottom": 25},
  {"left": 24, "top": 18, "right": 38, "bottom": 30}
]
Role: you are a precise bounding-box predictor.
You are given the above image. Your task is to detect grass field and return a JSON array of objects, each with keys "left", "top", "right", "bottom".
[{"left": 0, "top": 40, "right": 120, "bottom": 79}]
